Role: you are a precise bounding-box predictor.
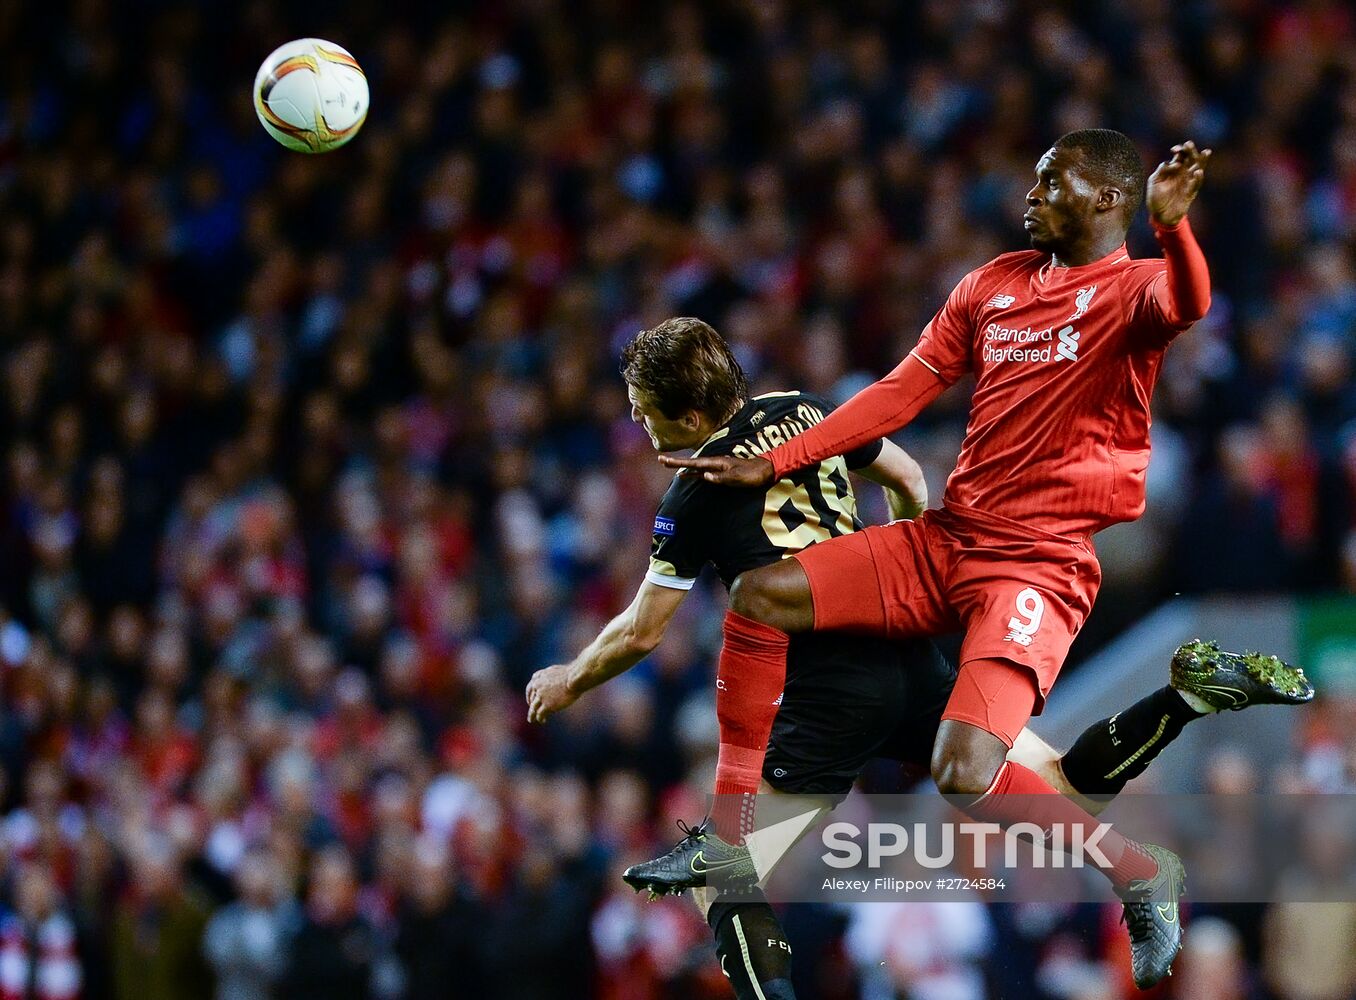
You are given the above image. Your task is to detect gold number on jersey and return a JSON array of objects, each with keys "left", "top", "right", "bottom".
[
  {"left": 819, "top": 458, "right": 856, "bottom": 535},
  {"left": 762, "top": 479, "right": 834, "bottom": 551}
]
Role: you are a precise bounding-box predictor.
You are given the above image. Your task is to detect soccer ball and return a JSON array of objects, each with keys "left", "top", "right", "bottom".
[{"left": 253, "top": 39, "right": 369, "bottom": 153}]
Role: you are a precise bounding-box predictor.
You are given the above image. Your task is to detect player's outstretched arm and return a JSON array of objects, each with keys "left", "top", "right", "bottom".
[
  {"left": 1142, "top": 141, "right": 1213, "bottom": 328},
  {"left": 853, "top": 439, "right": 928, "bottom": 520},
  {"left": 525, "top": 581, "right": 687, "bottom": 723},
  {"left": 758, "top": 355, "right": 948, "bottom": 480}
]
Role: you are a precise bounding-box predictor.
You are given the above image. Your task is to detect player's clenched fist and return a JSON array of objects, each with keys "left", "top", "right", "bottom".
[
  {"left": 1147, "top": 141, "right": 1211, "bottom": 227},
  {"left": 526, "top": 664, "right": 577, "bottom": 723},
  {"left": 657, "top": 452, "right": 774, "bottom": 486}
]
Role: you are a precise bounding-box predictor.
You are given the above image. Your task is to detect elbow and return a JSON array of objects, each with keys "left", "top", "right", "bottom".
[
  {"left": 1183, "top": 290, "right": 1211, "bottom": 324},
  {"left": 896, "top": 460, "right": 928, "bottom": 513},
  {"left": 905, "top": 466, "right": 929, "bottom": 508},
  {"left": 1166, "top": 290, "right": 1211, "bottom": 327}
]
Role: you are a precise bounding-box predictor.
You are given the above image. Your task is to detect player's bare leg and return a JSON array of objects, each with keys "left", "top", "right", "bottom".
[
  {"left": 931, "top": 717, "right": 1011, "bottom": 795},
  {"left": 1007, "top": 729, "right": 1111, "bottom": 812},
  {"left": 726, "top": 559, "right": 815, "bottom": 633}
]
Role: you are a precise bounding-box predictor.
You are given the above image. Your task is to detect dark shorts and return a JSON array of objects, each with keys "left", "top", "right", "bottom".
[{"left": 762, "top": 630, "right": 957, "bottom": 798}]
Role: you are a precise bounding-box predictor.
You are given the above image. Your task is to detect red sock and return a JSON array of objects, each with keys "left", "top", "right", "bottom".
[
  {"left": 709, "top": 610, "right": 789, "bottom": 843},
  {"left": 965, "top": 761, "right": 1159, "bottom": 888}
]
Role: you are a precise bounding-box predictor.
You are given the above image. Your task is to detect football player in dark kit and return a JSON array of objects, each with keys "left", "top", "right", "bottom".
[{"left": 527, "top": 317, "right": 1311, "bottom": 1000}]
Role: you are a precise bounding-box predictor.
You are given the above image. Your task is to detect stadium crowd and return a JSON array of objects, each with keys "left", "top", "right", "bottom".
[{"left": 1, "top": 0, "right": 1355, "bottom": 997}]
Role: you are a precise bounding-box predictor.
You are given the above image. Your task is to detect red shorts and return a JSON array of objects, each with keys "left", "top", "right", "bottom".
[{"left": 792, "top": 505, "right": 1101, "bottom": 747}]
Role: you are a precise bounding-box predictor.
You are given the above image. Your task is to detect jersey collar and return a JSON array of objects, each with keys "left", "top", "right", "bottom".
[
  {"left": 692, "top": 396, "right": 757, "bottom": 457},
  {"left": 1037, "top": 242, "right": 1130, "bottom": 284},
  {"left": 692, "top": 425, "right": 731, "bottom": 458}
]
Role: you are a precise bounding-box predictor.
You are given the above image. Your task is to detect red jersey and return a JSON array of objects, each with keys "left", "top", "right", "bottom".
[{"left": 767, "top": 220, "right": 1211, "bottom": 538}]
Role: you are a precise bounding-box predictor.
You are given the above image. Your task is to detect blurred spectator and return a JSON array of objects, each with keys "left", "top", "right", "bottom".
[
  {"left": 844, "top": 898, "right": 991, "bottom": 999},
  {"left": 1262, "top": 803, "right": 1356, "bottom": 1000},
  {"left": 392, "top": 840, "right": 486, "bottom": 999},
  {"left": 203, "top": 849, "right": 293, "bottom": 1000},
  {"left": 0, "top": 861, "right": 81, "bottom": 1000},
  {"left": 1174, "top": 426, "right": 1291, "bottom": 592},
  {"left": 278, "top": 846, "right": 377, "bottom": 1000},
  {"left": 1172, "top": 917, "right": 1260, "bottom": 1000},
  {"left": 109, "top": 839, "right": 212, "bottom": 1000},
  {"left": 1262, "top": 901, "right": 1356, "bottom": 1000},
  {"left": 480, "top": 847, "right": 594, "bottom": 1000}
]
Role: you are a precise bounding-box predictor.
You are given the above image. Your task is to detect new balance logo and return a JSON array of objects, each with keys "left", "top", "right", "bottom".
[
  {"left": 1055, "top": 326, "right": 1080, "bottom": 362},
  {"left": 987, "top": 294, "right": 1017, "bottom": 309},
  {"left": 1004, "top": 588, "right": 1045, "bottom": 646}
]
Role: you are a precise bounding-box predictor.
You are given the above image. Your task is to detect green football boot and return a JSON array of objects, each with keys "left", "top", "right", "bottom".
[{"left": 1170, "top": 639, "right": 1315, "bottom": 711}]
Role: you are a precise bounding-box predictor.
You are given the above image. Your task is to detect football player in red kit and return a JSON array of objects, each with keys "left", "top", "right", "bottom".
[{"left": 645, "top": 132, "right": 1220, "bottom": 988}]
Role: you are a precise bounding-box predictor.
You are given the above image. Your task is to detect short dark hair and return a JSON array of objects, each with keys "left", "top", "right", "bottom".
[
  {"left": 620, "top": 317, "right": 748, "bottom": 420},
  {"left": 1053, "top": 129, "right": 1145, "bottom": 217}
]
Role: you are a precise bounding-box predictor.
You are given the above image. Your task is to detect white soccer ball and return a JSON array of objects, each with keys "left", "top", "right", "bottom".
[{"left": 253, "top": 38, "right": 369, "bottom": 153}]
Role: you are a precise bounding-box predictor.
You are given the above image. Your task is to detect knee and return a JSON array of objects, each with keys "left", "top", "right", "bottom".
[
  {"left": 727, "top": 567, "right": 774, "bottom": 622},
  {"left": 931, "top": 739, "right": 1005, "bottom": 798},
  {"left": 728, "top": 565, "right": 806, "bottom": 632}
]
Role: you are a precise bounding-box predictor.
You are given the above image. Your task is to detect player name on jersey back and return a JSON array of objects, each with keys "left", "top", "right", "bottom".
[
  {"left": 648, "top": 392, "right": 883, "bottom": 589},
  {"left": 728, "top": 400, "right": 831, "bottom": 460}
]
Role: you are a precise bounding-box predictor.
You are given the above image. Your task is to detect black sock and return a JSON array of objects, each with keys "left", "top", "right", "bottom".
[
  {"left": 708, "top": 893, "right": 796, "bottom": 1000},
  {"left": 1060, "top": 686, "right": 1202, "bottom": 798}
]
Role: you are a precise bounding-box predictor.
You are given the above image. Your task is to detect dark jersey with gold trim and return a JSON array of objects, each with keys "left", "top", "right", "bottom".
[{"left": 647, "top": 392, "right": 883, "bottom": 591}]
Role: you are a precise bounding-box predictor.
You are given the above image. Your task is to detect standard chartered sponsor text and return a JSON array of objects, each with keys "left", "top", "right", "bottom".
[{"left": 983, "top": 321, "right": 1057, "bottom": 364}]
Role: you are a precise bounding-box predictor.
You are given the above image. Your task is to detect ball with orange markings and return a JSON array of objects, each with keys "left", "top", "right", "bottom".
[{"left": 253, "top": 39, "right": 369, "bottom": 153}]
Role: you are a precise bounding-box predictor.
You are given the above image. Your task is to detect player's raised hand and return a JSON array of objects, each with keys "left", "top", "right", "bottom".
[
  {"left": 1147, "top": 141, "right": 1211, "bottom": 227},
  {"left": 526, "top": 664, "right": 578, "bottom": 723},
  {"left": 657, "top": 453, "right": 774, "bottom": 486}
]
